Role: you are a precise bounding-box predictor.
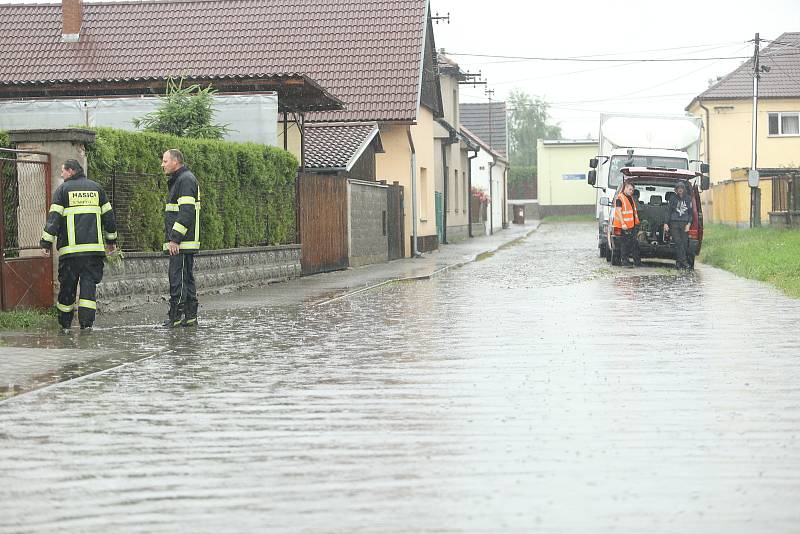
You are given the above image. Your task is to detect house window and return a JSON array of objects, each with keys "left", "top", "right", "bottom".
[
  {"left": 768, "top": 112, "right": 800, "bottom": 136},
  {"left": 420, "top": 167, "right": 429, "bottom": 221}
]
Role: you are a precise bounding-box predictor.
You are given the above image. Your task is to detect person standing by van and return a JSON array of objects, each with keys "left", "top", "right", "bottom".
[
  {"left": 612, "top": 180, "right": 641, "bottom": 267},
  {"left": 664, "top": 181, "right": 693, "bottom": 269}
]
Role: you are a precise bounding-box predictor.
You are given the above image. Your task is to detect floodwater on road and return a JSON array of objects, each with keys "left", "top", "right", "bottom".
[{"left": 1, "top": 222, "right": 799, "bottom": 533}]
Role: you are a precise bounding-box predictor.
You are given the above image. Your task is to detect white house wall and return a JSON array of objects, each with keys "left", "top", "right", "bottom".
[{"left": 0, "top": 94, "right": 279, "bottom": 147}]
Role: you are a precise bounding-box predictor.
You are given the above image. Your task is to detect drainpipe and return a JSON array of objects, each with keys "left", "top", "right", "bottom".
[
  {"left": 468, "top": 149, "right": 478, "bottom": 238},
  {"left": 698, "top": 100, "right": 711, "bottom": 172},
  {"left": 407, "top": 126, "right": 420, "bottom": 257},
  {"left": 441, "top": 142, "right": 449, "bottom": 245},
  {"left": 502, "top": 165, "right": 509, "bottom": 229},
  {"left": 488, "top": 160, "right": 495, "bottom": 235}
]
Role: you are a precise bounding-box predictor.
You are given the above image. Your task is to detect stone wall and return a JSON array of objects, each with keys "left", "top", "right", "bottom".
[
  {"left": 348, "top": 180, "right": 388, "bottom": 268},
  {"left": 98, "top": 245, "right": 301, "bottom": 309}
]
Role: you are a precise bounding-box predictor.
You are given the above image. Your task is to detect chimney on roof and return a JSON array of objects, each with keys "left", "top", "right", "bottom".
[{"left": 61, "top": 0, "right": 83, "bottom": 42}]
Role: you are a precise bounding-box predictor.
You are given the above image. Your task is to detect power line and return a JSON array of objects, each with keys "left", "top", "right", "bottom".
[
  {"left": 455, "top": 42, "right": 746, "bottom": 66},
  {"left": 446, "top": 51, "right": 800, "bottom": 63}
]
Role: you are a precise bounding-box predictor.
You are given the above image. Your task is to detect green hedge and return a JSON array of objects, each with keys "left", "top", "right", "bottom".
[
  {"left": 86, "top": 128, "right": 298, "bottom": 251},
  {"left": 508, "top": 165, "right": 537, "bottom": 199},
  {"left": 0, "top": 131, "right": 9, "bottom": 148}
]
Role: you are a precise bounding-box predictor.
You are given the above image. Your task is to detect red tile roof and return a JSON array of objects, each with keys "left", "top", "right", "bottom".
[
  {"left": 304, "top": 122, "right": 383, "bottom": 171},
  {"left": 0, "top": 0, "right": 429, "bottom": 122},
  {"left": 691, "top": 32, "right": 800, "bottom": 104}
]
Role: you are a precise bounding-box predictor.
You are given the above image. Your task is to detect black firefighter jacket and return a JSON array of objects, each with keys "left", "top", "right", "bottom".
[
  {"left": 164, "top": 166, "right": 201, "bottom": 254},
  {"left": 40, "top": 172, "right": 118, "bottom": 257}
]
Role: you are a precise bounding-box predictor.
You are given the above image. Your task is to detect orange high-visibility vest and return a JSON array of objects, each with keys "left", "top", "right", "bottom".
[{"left": 612, "top": 193, "right": 640, "bottom": 230}]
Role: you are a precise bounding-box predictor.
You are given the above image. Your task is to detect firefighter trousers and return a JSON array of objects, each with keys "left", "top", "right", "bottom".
[
  {"left": 57, "top": 255, "right": 104, "bottom": 329},
  {"left": 168, "top": 253, "right": 197, "bottom": 308}
]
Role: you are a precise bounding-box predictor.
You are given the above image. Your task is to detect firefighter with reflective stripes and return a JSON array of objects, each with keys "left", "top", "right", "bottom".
[
  {"left": 612, "top": 179, "right": 641, "bottom": 267},
  {"left": 40, "top": 159, "right": 118, "bottom": 332},
  {"left": 161, "top": 149, "right": 201, "bottom": 328}
]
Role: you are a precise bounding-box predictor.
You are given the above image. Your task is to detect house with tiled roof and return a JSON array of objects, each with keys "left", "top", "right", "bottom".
[
  {"left": 687, "top": 32, "right": 800, "bottom": 224},
  {"left": 459, "top": 102, "right": 510, "bottom": 232},
  {"left": 460, "top": 125, "right": 508, "bottom": 235},
  {"left": 0, "top": 0, "right": 445, "bottom": 257},
  {"left": 434, "top": 54, "right": 475, "bottom": 243},
  {"left": 303, "top": 123, "right": 384, "bottom": 179}
]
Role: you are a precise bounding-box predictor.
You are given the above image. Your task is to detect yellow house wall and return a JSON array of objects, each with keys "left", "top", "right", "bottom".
[
  {"left": 375, "top": 108, "right": 437, "bottom": 256},
  {"left": 689, "top": 98, "right": 800, "bottom": 224},
  {"left": 536, "top": 140, "right": 597, "bottom": 206}
]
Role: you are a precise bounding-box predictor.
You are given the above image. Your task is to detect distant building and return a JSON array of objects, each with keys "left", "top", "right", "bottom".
[
  {"left": 460, "top": 102, "right": 510, "bottom": 230},
  {"left": 536, "top": 140, "right": 597, "bottom": 218}
]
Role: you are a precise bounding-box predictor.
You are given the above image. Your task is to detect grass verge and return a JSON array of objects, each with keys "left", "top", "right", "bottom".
[
  {"left": 542, "top": 214, "right": 596, "bottom": 224},
  {"left": 699, "top": 224, "right": 800, "bottom": 298},
  {"left": 0, "top": 308, "right": 56, "bottom": 330}
]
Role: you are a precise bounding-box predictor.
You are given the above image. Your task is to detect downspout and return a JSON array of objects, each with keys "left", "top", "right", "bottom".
[
  {"left": 698, "top": 100, "right": 711, "bottom": 171},
  {"left": 504, "top": 165, "right": 509, "bottom": 228},
  {"left": 468, "top": 149, "right": 478, "bottom": 238},
  {"left": 441, "top": 142, "right": 449, "bottom": 244},
  {"left": 407, "top": 126, "right": 420, "bottom": 257},
  {"left": 488, "top": 160, "right": 496, "bottom": 235}
]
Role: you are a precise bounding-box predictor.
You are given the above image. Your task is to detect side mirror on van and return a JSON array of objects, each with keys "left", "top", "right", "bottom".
[
  {"left": 600, "top": 197, "right": 612, "bottom": 207},
  {"left": 700, "top": 163, "right": 710, "bottom": 174},
  {"left": 588, "top": 169, "right": 597, "bottom": 186},
  {"left": 589, "top": 158, "right": 599, "bottom": 169},
  {"left": 701, "top": 175, "right": 711, "bottom": 191}
]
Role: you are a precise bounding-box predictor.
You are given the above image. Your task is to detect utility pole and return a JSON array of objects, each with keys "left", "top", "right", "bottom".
[
  {"left": 750, "top": 33, "right": 762, "bottom": 228},
  {"left": 486, "top": 88, "right": 495, "bottom": 235}
]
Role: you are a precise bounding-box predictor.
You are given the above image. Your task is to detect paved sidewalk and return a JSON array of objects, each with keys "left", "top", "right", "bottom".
[{"left": 0, "top": 222, "right": 539, "bottom": 399}]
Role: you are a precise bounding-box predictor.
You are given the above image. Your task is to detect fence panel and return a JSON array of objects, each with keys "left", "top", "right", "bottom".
[{"left": 298, "top": 174, "right": 348, "bottom": 275}]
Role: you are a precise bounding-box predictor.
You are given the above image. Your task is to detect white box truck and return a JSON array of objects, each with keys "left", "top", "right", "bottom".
[{"left": 587, "top": 113, "right": 708, "bottom": 259}]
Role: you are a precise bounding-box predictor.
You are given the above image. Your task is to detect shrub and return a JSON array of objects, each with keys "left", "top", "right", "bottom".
[{"left": 86, "top": 127, "right": 298, "bottom": 250}]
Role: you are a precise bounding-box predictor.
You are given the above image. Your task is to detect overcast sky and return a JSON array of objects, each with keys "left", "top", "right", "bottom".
[
  {"left": 1, "top": 0, "right": 796, "bottom": 138},
  {"left": 433, "top": 0, "right": 798, "bottom": 138}
]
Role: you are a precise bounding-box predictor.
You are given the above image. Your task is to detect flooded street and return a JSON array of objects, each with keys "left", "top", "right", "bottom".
[{"left": 1, "top": 222, "right": 799, "bottom": 533}]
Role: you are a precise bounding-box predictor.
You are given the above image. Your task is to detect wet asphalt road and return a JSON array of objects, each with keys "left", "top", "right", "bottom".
[{"left": 1, "top": 222, "right": 799, "bottom": 533}]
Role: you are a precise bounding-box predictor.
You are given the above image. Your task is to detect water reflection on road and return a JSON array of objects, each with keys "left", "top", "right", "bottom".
[{"left": 1, "top": 223, "right": 799, "bottom": 533}]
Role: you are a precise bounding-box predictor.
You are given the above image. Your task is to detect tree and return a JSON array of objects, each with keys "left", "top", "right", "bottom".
[
  {"left": 133, "top": 78, "right": 230, "bottom": 140},
  {"left": 508, "top": 89, "right": 561, "bottom": 167}
]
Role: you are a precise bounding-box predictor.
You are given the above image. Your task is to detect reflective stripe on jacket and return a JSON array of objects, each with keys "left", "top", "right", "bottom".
[
  {"left": 163, "top": 167, "right": 201, "bottom": 254},
  {"left": 612, "top": 192, "right": 640, "bottom": 231},
  {"left": 40, "top": 173, "right": 118, "bottom": 257}
]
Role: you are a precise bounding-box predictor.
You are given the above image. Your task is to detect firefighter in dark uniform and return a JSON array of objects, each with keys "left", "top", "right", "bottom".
[
  {"left": 161, "top": 149, "right": 201, "bottom": 328},
  {"left": 40, "top": 159, "right": 118, "bottom": 332}
]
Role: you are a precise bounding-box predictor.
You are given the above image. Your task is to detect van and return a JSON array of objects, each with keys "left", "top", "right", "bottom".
[{"left": 604, "top": 167, "right": 709, "bottom": 267}]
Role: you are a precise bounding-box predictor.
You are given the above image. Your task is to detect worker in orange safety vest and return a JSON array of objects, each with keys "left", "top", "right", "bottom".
[{"left": 612, "top": 180, "right": 641, "bottom": 267}]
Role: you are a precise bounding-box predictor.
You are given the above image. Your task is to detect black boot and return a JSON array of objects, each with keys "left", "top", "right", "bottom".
[
  {"left": 162, "top": 301, "right": 183, "bottom": 328},
  {"left": 182, "top": 301, "right": 198, "bottom": 327},
  {"left": 58, "top": 311, "right": 74, "bottom": 333}
]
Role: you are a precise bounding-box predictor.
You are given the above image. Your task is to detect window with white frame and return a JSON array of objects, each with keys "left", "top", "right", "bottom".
[{"left": 768, "top": 112, "right": 800, "bottom": 136}]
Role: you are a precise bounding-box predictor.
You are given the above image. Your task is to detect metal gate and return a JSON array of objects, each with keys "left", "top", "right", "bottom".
[
  {"left": 386, "top": 181, "right": 405, "bottom": 260},
  {"left": 0, "top": 149, "right": 53, "bottom": 310}
]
